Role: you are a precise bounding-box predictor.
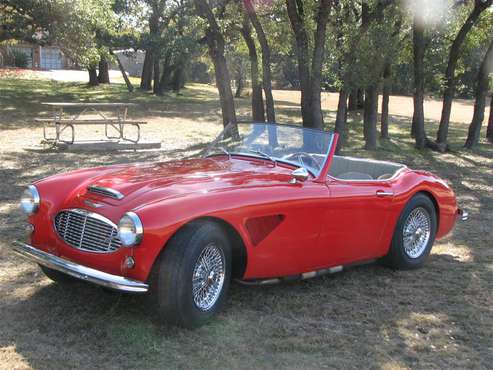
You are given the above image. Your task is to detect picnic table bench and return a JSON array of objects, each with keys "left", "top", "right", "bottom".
[{"left": 37, "top": 102, "right": 147, "bottom": 144}]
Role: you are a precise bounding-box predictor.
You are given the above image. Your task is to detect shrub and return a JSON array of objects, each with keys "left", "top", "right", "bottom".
[{"left": 12, "top": 50, "right": 30, "bottom": 68}]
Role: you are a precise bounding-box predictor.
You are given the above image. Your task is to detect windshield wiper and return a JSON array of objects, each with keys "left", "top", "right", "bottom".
[
  {"left": 245, "top": 149, "right": 276, "bottom": 166},
  {"left": 217, "top": 146, "right": 231, "bottom": 159},
  {"left": 206, "top": 146, "right": 231, "bottom": 160}
]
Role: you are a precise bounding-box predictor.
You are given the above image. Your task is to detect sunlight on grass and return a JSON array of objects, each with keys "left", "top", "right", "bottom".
[
  {"left": 397, "top": 313, "right": 457, "bottom": 357},
  {"left": 0, "top": 75, "right": 491, "bottom": 370},
  {"left": 0, "top": 345, "right": 30, "bottom": 369}
]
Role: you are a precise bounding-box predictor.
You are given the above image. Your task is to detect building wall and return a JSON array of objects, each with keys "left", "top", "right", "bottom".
[
  {"left": 113, "top": 50, "right": 145, "bottom": 77},
  {"left": 0, "top": 44, "right": 71, "bottom": 69}
]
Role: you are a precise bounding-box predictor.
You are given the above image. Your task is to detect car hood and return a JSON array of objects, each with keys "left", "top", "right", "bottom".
[{"left": 77, "top": 157, "right": 295, "bottom": 208}]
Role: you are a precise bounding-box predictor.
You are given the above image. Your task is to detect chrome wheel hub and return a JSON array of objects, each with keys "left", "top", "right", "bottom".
[
  {"left": 192, "top": 243, "right": 225, "bottom": 311},
  {"left": 403, "top": 207, "right": 431, "bottom": 258}
]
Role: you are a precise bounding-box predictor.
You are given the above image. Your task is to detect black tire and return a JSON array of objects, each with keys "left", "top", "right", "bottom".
[
  {"left": 151, "top": 221, "right": 232, "bottom": 328},
  {"left": 39, "top": 265, "right": 77, "bottom": 284},
  {"left": 383, "top": 193, "right": 437, "bottom": 269}
]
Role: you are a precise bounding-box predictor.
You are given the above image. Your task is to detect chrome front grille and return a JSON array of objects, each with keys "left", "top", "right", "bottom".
[{"left": 54, "top": 209, "right": 122, "bottom": 253}]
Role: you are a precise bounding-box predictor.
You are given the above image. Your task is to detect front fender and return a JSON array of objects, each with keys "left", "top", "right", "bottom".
[
  {"left": 132, "top": 182, "right": 326, "bottom": 282},
  {"left": 131, "top": 188, "right": 275, "bottom": 282}
]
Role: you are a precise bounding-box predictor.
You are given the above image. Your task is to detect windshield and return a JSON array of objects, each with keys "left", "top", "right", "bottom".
[{"left": 204, "top": 122, "right": 335, "bottom": 177}]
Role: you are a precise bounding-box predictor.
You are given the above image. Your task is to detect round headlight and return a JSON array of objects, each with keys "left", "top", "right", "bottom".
[
  {"left": 20, "top": 185, "right": 40, "bottom": 215},
  {"left": 117, "top": 212, "right": 143, "bottom": 247}
]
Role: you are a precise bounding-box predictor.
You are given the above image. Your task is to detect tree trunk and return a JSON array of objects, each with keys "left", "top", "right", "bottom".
[
  {"left": 143, "top": 3, "right": 162, "bottom": 92},
  {"left": 334, "top": 89, "right": 348, "bottom": 153},
  {"left": 212, "top": 53, "right": 237, "bottom": 128},
  {"left": 152, "top": 57, "right": 160, "bottom": 94},
  {"left": 240, "top": 14, "right": 265, "bottom": 122},
  {"left": 380, "top": 63, "right": 391, "bottom": 139},
  {"left": 487, "top": 94, "right": 493, "bottom": 142},
  {"left": 309, "top": 0, "right": 331, "bottom": 130},
  {"left": 88, "top": 66, "right": 99, "bottom": 86},
  {"left": 436, "top": 0, "right": 491, "bottom": 145},
  {"left": 285, "top": 0, "right": 313, "bottom": 128},
  {"left": 110, "top": 50, "right": 133, "bottom": 92},
  {"left": 194, "top": 0, "right": 236, "bottom": 128},
  {"left": 348, "top": 89, "right": 358, "bottom": 111},
  {"left": 363, "top": 84, "right": 378, "bottom": 150},
  {"left": 333, "top": 0, "right": 373, "bottom": 141},
  {"left": 357, "top": 88, "right": 364, "bottom": 109},
  {"left": 157, "top": 52, "right": 173, "bottom": 95},
  {"left": 412, "top": 16, "right": 426, "bottom": 149},
  {"left": 97, "top": 56, "right": 110, "bottom": 84},
  {"left": 465, "top": 39, "right": 493, "bottom": 148},
  {"left": 285, "top": 0, "right": 331, "bottom": 129},
  {"left": 244, "top": 0, "right": 275, "bottom": 123},
  {"left": 140, "top": 50, "right": 153, "bottom": 90},
  {"left": 172, "top": 64, "right": 185, "bottom": 93},
  {"left": 157, "top": 66, "right": 174, "bottom": 95},
  {"left": 234, "top": 73, "right": 244, "bottom": 98}
]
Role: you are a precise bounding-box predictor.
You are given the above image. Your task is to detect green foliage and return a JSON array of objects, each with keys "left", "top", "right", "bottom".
[
  {"left": 0, "top": 0, "right": 70, "bottom": 43},
  {"left": 1, "top": 0, "right": 489, "bottom": 98},
  {"left": 52, "top": 0, "right": 118, "bottom": 68},
  {"left": 455, "top": 11, "right": 493, "bottom": 97}
]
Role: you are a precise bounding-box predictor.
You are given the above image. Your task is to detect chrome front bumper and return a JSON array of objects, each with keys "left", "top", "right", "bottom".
[{"left": 11, "top": 241, "right": 149, "bottom": 293}]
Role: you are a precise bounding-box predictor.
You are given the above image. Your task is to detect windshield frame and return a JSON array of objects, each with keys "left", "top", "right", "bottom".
[{"left": 204, "top": 122, "right": 338, "bottom": 181}]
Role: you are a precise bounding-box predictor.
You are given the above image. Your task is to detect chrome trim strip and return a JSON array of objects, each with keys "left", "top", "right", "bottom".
[
  {"left": 458, "top": 209, "right": 468, "bottom": 222},
  {"left": 10, "top": 241, "right": 148, "bottom": 293},
  {"left": 21, "top": 185, "right": 41, "bottom": 215},
  {"left": 87, "top": 185, "right": 124, "bottom": 200},
  {"left": 119, "top": 211, "right": 144, "bottom": 246},
  {"left": 28, "top": 184, "right": 41, "bottom": 211},
  {"left": 84, "top": 199, "right": 103, "bottom": 208},
  {"left": 237, "top": 264, "right": 344, "bottom": 286},
  {"left": 59, "top": 208, "right": 118, "bottom": 228},
  {"left": 376, "top": 190, "right": 395, "bottom": 197}
]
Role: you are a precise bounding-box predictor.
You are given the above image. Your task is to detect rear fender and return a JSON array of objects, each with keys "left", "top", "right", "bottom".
[{"left": 380, "top": 171, "right": 457, "bottom": 254}]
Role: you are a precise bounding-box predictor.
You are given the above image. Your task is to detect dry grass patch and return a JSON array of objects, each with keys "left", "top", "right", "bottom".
[{"left": 0, "top": 75, "right": 491, "bottom": 369}]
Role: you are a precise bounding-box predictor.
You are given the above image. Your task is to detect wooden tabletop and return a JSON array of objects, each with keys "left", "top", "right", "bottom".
[{"left": 42, "top": 102, "right": 136, "bottom": 107}]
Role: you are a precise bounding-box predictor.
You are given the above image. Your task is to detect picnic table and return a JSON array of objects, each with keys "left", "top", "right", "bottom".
[{"left": 36, "top": 102, "right": 147, "bottom": 144}]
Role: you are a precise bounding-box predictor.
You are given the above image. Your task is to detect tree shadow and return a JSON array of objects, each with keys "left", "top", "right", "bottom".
[
  {"left": 1, "top": 83, "right": 492, "bottom": 368},
  {"left": 0, "top": 251, "right": 490, "bottom": 369}
]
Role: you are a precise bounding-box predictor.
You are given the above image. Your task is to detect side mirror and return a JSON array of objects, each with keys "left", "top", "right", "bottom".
[{"left": 290, "top": 167, "right": 309, "bottom": 183}]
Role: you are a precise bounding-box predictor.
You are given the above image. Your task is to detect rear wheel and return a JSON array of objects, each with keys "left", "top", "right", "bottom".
[
  {"left": 384, "top": 194, "right": 437, "bottom": 269},
  {"left": 151, "top": 221, "right": 232, "bottom": 328}
]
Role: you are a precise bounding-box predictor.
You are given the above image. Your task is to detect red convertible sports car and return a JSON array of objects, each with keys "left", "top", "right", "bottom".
[{"left": 12, "top": 122, "right": 467, "bottom": 327}]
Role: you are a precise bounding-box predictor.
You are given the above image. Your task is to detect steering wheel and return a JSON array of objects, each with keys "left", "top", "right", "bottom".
[{"left": 282, "top": 152, "right": 319, "bottom": 170}]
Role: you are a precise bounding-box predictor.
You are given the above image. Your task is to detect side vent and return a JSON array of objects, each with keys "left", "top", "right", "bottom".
[{"left": 245, "top": 215, "right": 285, "bottom": 246}]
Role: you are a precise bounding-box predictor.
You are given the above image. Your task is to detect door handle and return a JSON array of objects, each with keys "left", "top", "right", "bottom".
[{"left": 376, "top": 190, "right": 394, "bottom": 197}]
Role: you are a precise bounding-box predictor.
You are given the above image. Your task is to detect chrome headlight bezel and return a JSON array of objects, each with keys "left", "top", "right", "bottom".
[
  {"left": 20, "top": 185, "right": 40, "bottom": 215},
  {"left": 117, "top": 212, "right": 143, "bottom": 247}
]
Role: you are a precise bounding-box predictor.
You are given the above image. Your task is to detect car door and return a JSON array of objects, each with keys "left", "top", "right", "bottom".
[
  {"left": 238, "top": 179, "right": 332, "bottom": 279},
  {"left": 315, "top": 177, "right": 395, "bottom": 267}
]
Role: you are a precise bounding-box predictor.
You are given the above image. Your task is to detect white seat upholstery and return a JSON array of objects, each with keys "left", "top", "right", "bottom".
[
  {"left": 328, "top": 155, "right": 404, "bottom": 180},
  {"left": 337, "top": 171, "right": 373, "bottom": 180}
]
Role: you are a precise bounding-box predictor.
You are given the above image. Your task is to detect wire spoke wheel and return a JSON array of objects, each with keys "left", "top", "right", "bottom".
[
  {"left": 192, "top": 243, "right": 226, "bottom": 311},
  {"left": 403, "top": 207, "right": 431, "bottom": 259}
]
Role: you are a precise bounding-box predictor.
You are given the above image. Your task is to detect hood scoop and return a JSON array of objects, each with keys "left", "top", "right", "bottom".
[{"left": 87, "top": 185, "right": 124, "bottom": 200}]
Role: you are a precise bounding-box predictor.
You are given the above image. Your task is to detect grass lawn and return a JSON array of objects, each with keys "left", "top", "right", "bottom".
[{"left": 0, "top": 75, "right": 492, "bottom": 369}]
